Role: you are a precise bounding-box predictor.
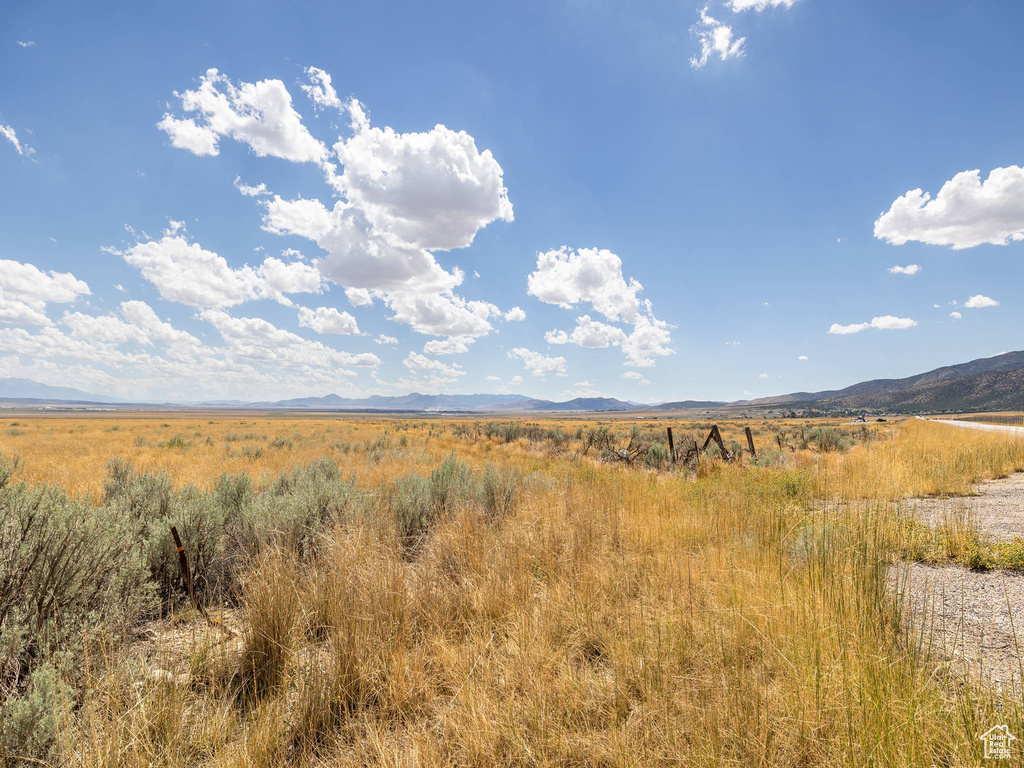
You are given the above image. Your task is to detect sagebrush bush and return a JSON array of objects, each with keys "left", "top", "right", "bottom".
[
  {"left": 429, "top": 453, "right": 475, "bottom": 513},
  {"left": 390, "top": 474, "right": 434, "bottom": 546},
  {"left": 479, "top": 463, "right": 522, "bottom": 521},
  {"left": 0, "top": 456, "right": 154, "bottom": 763},
  {"left": 806, "top": 427, "right": 852, "bottom": 453}
]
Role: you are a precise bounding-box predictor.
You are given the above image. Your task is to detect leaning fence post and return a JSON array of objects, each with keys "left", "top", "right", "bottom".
[
  {"left": 702, "top": 425, "right": 730, "bottom": 460},
  {"left": 666, "top": 427, "right": 675, "bottom": 463},
  {"left": 745, "top": 427, "right": 756, "bottom": 457}
]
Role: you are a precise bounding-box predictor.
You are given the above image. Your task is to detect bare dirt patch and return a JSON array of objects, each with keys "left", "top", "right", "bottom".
[
  {"left": 907, "top": 472, "right": 1024, "bottom": 542},
  {"left": 895, "top": 471, "right": 1024, "bottom": 688},
  {"left": 892, "top": 562, "right": 1024, "bottom": 688}
]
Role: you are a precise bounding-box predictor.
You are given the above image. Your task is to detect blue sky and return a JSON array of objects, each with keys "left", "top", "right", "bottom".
[{"left": 1, "top": 0, "right": 1021, "bottom": 403}]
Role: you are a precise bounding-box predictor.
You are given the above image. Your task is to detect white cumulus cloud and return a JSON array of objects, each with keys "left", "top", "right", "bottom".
[
  {"left": 509, "top": 347, "right": 567, "bottom": 377},
  {"left": 828, "top": 315, "right": 918, "bottom": 334},
  {"left": 163, "top": 68, "right": 513, "bottom": 344},
  {"left": 423, "top": 336, "right": 474, "bottom": 355},
  {"left": 622, "top": 306, "right": 674, "bottom": 367},
  {"left": 964, "top": 294, "right": 998, "bottom": 308},
  {"left": 118, "top": 234, "right": 323, "bottom": 309},
  {"left": 402, "top": 351, "right": 465, "bottom": 379},
  {"left": 297, "top": 306, "right": 360, "bottom": 335},
  {"left": 202, "top": 309, "right": 377, "bottom": 369},
  {"left": 300, "top": 66, "right": 342, "bottom": 112},
  {"left": 159, "top": 68, "right": 327, "bottom": 163},
  {"left": 504, "top": 306, "right": 526, "bottom": 322},
  {"left": 874, "top": 166, "right": 1024, "bottom": 249},
  {"left": 0, "top": 259, "right": 91, "bottom": 326},
  {"left": 545, "top": 315, "right": 627, "bottom": 349},
  {"left": 528, "top": 247, "right": 642, "bottom": 323}
]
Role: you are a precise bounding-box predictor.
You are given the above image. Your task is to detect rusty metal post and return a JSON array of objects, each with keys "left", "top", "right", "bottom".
[{"left": 170, "top": 526, "right": 212, "bottom": 625}]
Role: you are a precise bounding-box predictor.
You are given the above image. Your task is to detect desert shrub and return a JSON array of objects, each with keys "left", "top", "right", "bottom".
[
  {"left": 958, "top": 533, "right": 994, "bottom": 571},
  {"left": 215, "top": 472, "right": 253, "bottom": 517},
  {"left": 497, "top": 423, "right": 522, "bottom": 443},
  {"left": 995, "top": 539, "right": 1024, "bottom": 570},
  {"left": 479, "top": 464, "right": 522, "bottom": 521},
  {"left": 429, "top": 453, "right": 475, "bottom": 513},
  {"left": 751, "top": 448, "right": 787, "bottom": 468},
  {"left": 164, "top": 433, "right": 191, "bottom": 449},
  {"left": 103, "top": 460, "right": 229, "bottom": 600},
  {"left": 645, "top": 442, "right": 671, "bottom": 469},
  {"left": 5, "top": 428, "right": 22, "bottom": 437},
  {"left": 0, "top": 459, "right": 153, "bottom": 762},
  {"left": 269, "top": 436, "right": 293, "bottom": 449},
  {"left": 807, "top": 427, "right": 852, "bottom": 453},
  {"left": 0, "top": 662, "right": 65, "bottom": 765},
  {"left": 133, "top": 435, "right": 149, "bottom": 447},
  {"left": 225, "top": 432, "right": 266, "bottom": 443},
  {"left": 241, "top": 445, "right": 264, "bottom": 460},
  {"left": 390, "top": 474, "right": 434, "bottom": 546},
  {"left": 389, "top": 454, "right": 477, "bottom": 548},
  {"left": 103, "top": 457, "right": 173, "bottom": 519},
  {"left": 144, "top": 487, "right": 228, "bottom": 597},
  {"left": 236, "top": 460, "right": 358, "bottom": 558}
]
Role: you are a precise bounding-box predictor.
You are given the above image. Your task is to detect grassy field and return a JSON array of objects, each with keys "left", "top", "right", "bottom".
[{"left": 2, "top": 414, "right": 1024, "bottom": 766}]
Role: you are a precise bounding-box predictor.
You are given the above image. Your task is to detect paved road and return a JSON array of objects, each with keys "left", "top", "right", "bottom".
[{"left": 925, "top": 417, "right": 1024, "bottom": 436}]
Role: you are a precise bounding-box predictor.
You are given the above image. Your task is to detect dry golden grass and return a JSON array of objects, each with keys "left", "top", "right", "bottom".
[
  {"left": 4, "top": 414, "right": 1024, "bottom": 765},
  {"left": 814, "top": 417, "right": 1024, "bottom": 499},
  {"left": 0, "top": 412, "right": 857, "bottom": 498}
]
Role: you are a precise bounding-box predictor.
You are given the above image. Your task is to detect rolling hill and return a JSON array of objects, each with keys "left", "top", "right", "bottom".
[{"left": 740, "top": 351, "right": 1024, "bottom": 413}]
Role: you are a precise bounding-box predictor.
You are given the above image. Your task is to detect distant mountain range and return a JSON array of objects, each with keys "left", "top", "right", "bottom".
[
  {"left": 0, "top": 378, "right": 125, "bottom": 404},
  {"left": 736, "top": 350, "right": 1024, "bottom": 413},
  {"left": 2, "top": 350, "right": 1022, "bottom": 414}
]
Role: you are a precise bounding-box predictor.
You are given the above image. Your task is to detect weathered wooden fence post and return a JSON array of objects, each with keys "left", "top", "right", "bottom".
[
  {"left": 745, "top": 427, "right": 756, "bottom": 457},
  {"left": 702, "top": 425, "right": 730, "bottom": 460},
  {"left": 666, "top": 427, "right": 675, "bottom": 463}
]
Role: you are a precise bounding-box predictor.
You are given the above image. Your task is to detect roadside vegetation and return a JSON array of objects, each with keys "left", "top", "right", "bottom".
[{"left": 1, "top": 415, "right": 1023, "bottom": 765}]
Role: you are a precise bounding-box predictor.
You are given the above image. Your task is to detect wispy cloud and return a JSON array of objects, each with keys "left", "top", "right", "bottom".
[
  {"left": 888, "top": 264, "right": 921, "bottom": 275},
  {"left": 690, "top": 7, "right": 745, "bottom": 69},
  {"left": 0, "top": 123, "right": 35, "bottom": 158}
]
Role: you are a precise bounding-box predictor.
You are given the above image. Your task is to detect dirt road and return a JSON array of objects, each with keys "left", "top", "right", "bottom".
[{"left": 896, "top": 419, "right": 1024, "bottom": 687}]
